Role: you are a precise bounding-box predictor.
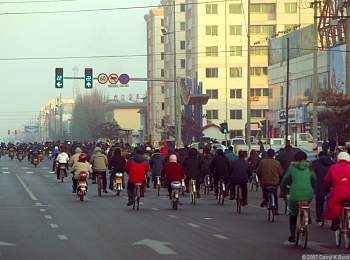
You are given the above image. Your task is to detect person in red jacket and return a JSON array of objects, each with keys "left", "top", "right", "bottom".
[
  {"left": 125, "top": 149, "right": 150, "bottom": 206},
  {"left": 162, "top": 154, "right": 185, "bottom": 199},
  {"left": 324, "top": 152, "right": 350, "bottom": 230}
]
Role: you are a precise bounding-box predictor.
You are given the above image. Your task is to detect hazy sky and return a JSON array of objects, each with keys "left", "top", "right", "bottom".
[{"left": 0, "top": 0, "right": 159, "bottom": 137}]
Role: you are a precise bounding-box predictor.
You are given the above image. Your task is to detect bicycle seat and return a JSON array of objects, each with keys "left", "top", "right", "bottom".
[
  {"left": 171, "top": 181, "right": 181, "bottom": 189},
  {"left": 341, "top": 200, "right": 350, "bottom": 207},
  {"left": 297, "top": 201, "right": 310, "bottom": 207},
  {"left": 265, "top": 186, "right": 277, "bottom": 192}
]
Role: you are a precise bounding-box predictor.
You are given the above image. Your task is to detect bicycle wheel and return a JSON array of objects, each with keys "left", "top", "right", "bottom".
[
  {"left": 302, "top": 227, "right": 308, "bottom": 249},
  {"left": 217, "top": 192, "right": 221, "bottom": 205},
  {"left": 157, "top": 186, "right": 160, "bottom": 197},
  {"left": 173, "top": 198, "right": 178, "bottom": 210},
  {"left": 295, "top": 229, "right": 300, "bottom": 246},
  {"left": 335, "top": 229, "right": 341, "bottom": 248},
  {"left": 236, "top": 188, "right": 241, "bottom": 214},
  {"left": 136, "top": 196, "right": 140, "bottom": 211},
  {"left": 221, "top": 194, "right": 225, "bottom": 206},
  {"left": 98, "top": 177, "right": 102, "bottom": 197}
]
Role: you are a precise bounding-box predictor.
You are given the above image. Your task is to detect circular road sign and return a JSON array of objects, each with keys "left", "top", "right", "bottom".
[
  {"left": 108, "top": 73, "right": 119, "bottom": 84},
  {"left": 97, "top": 73, "right": 108, "bottom": 84},
  {"left": 119, "top": 73, "right": 130, "bottom": 85}
]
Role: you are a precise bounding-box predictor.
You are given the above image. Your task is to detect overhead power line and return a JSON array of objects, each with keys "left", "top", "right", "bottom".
[
  {"left": 0, "top": 47, "right": 345, "bottom": 62},
  {"left": 0, "top": 0, "right": 80, "bottom": 4},
  {"left": 0, "top": 0, "right": 238, "bottom": 16}
]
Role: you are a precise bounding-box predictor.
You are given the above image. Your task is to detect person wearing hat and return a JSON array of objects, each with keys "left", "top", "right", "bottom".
[
  {"left": 324, "top": 152, "right": 350, "bottom": 231},
  {"left": 161, "top": 154, "right": 185, "bottom": 199},
  {"left": 281, "top": 151, "right": 316, "bottom": 243}
]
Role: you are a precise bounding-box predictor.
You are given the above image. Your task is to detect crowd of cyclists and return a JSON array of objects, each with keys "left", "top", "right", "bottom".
[{"left": 1, "top": 140, "right": 350, "bottom": 246}]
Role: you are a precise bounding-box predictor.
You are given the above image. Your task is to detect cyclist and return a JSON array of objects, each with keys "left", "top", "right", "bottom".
[
  {"left": 150, "top": 149, "right": 164, "bottom": 189},
  {"left": 257, "top": 149, "right": 283, "bottom": 213},
  {"left": 311, "top": 151, "right": 334, "bottom": 225},
  {"left": 71, "top": 153, "right": 92, "bottom": 193},
  {"left": 281, "top": 151, "right": 316, "bottom": 243},
  {"left": 225, "top": 146, "right": 238, "bottom": 161},
  {"left": 229, "top": 150, "right": 249, "bottom": 205},
  {"left": 324, "top": 152, "right": 350, "bottom": 231},
  {"left": 210, "top": 149, "right": 230, "bottom": 197},
  {"left": 52, "top": 146, "right": 60, "bottom": 171},
  {"left": 182, "top": 148, "right": 202, "bottom": 198},
  {"left": 90, "top": 147, "right": 108, "bottom": 193},
  {"left": 161, "top": 154, "right": 185, "bottom": 199},
  {"left": 125, "top": 149, "right": 150, "bottom": 206}
]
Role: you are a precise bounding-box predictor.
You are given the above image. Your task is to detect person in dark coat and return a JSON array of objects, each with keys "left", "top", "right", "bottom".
[
  {"left": 276, "top": 143, "right": 295, "bottom": 176},
  {"left": 229, "top": 151, "right": 249, "bottom": 205},
  {"left": 311, "top": 151, "right": 335, "bottom": 223},
  {"left": 210, "top": 149, "right": 231, "bottom": 196},
  {"left": 150, "top": 149, "right": 164, "bottom": 188},
  {"left": 182, "top": 148, "right": 202, "bottom": 197},
  {"left": 108, "top": 148, "right": 126, "bottom": 190}
]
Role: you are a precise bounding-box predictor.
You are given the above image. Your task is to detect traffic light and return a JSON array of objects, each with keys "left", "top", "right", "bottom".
[
  {"left": 7, "top": 130, "right": 10, "bottom": 135},
  {"left": 85, "top": 68, "right": 93, "bottom": 89},
  {"left": 220, "top": 122, "right": 228, "bottom": 134},
  {"left": 55, "top": 68, "right": 64, "bottom": 88},
  {"left": 14, "top": 130, "right": 17, "bottom": 135}
]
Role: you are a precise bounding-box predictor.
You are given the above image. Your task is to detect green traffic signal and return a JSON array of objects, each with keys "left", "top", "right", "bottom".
[
  {"left": 85, "top": 68, "right": 93, "bottom": 89},
  {"left": 55, "top": 68, "right": 63, "bottom": 88}
]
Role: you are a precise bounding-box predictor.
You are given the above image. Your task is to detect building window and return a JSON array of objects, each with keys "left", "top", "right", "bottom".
[
  {"left": 229, "top": 4, "right": 242, "bottom": 14},
  {"left": 230, "top": 110, "right": 242, "bottom": 120},
  {"left": 230, "top": 89, "right": 242, "bottom": 99},
  {"left": 250, "top": 3, "right": 275, "bottom": 13},
  {"left": 207, "top": 110, "right": 219, "bottom": 120},
  {"left": 180, "top": 22, "right": 186, "bottom": 31},
  {"left": 250, "top": 46, "right": 268, "bottom": 56},
  {"left": 263, "top": 88, "right": 269, "bottom": 97},
  {"left": 251, "top": 109, "right": 263, "bottom": 118},
  {"left": 230, "top": 25, "right": 242, "bottom": 35},
  {"left": 230, "top": 67, "right": 242, "bottom": 78},
  {"left": 230, "top": 130, "right": 243, "bottom": 138},
  {"left": 161, "top": 36, "right": 164, "bottom": 43},
  {"left": 180, "top": 40, "right": 186, "bottom": 50},
  {"left": 205, "top": 25, "right": 218, "bottom": 36},
  {"left": 206, "top": 46, "right": 218, "bottom": 56},
  {"left": 249, "top": 67, "right": 268, "bottom": 76},
  {"left": 180, "top": 59, "right": 186, "bottom": 69},
  {"left": 206, "top": 68, "right": 218, "bottom": 78},
  {"left": 180, "top": 3, "right": 186, "bottom": 12},
  {"left": 161, "top": 19, "right": 164, "bottom": 27},
  {"left": 206, "top": 4, "right": 218, "bottom": 14},
  {"left": 161, "top": 69, "right": 164, "bottom": 77},
  {"left": 161, "top": 119, "right": 165, "bottom": 127},
  {"left": 161, "top": 102, "right": 165, "bottom": 110},
  {"left": 206, "top": 89, "right": 218, "bottom": 99},
  {"left": 230, "top": 46, "right": 242, "bottom": 56},
  {"left": 285, "top": 2, "right": 297, "bottom": 13},
  {"left": 161, "top": 52, "right": 164, "bottom": 60},
  {"left": 161, "top": 85, "right": 165, "bottom": 94},
  {"left": 250, "top": 25, "right": 276, "bottom": 35}
]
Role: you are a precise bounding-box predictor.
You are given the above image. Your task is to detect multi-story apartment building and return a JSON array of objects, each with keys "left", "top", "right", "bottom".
[
  {"left": 161, "top": 0, "right": 187, "bottom": 140},
  {"left": 185, "top": 0, "right": 313, "bottom": 139},
  {"left": 145, "top": 7, "right": 165, "bottom": 145}
]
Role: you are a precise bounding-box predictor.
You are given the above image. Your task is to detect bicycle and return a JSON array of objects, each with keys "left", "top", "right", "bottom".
[
  {"left": 155, "top": 176, "right": 161, "bottom": 197},
  {"left": 203, "top": 174, "right": 211, "bottom": 195},
  {"left": 188, "top": 179, "right": 197, "bottom": 205},
  {"left": 235, "top": 185, "right": 242, "bottom": 214},
  {"left": 133, "top": 183, "right": 143, "bottom": 211},
  {"left": 171, "top": 181, "right": 181, "bottom": 210},
  {"left": 266, "top": 186, "right": 277, "bottom": 222},
  {"left": 250, "top": 171, "right": 259, "bottom": 192},
  {"left": 217, "top": 179, "right": 226, "bottom": 205},
  {"left": 96, "top": 172, "right": 104, "bottom": 197},
  {"left": 295, "top": 201, "right": 310, "bottom": 249},
  {"left": 335, "top": 200, "right": 350, "bottom": 248},
  {"left": 181, "top": 179, "right": 186, "bottom": 197}
]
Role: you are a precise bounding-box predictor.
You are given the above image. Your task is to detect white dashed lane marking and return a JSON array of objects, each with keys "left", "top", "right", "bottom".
[
  {"left": 57, "top": 235, "right": 68, "bottom": 241},
  {"left": 44, "top": 215, "right": 52, "bottom": 220},
  {"left": 151, "top": 208, "right": 160, "bottom": 211},
  {"left": 204, "top": 218, "right": 213, "bottom": 220},
  {"left": 167, "top": 215, "right": 178, "bottom": 219},
  {"left": 40, "top": 209, "right": 46, "bottom": 212},
  {"left": 213, "top": 234, "right": 229, "bottom": 240},
  {"left": 50, "top": 224, "right": 59, "bottom": 229},
  {"left": 26, "top": 172, "right": 33, "bottom": 174},
  {"left": 187, "top": 223, "right": 200, "bottom": 228}
]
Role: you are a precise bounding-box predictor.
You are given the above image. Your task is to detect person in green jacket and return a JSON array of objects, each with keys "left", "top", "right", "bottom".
[{"left": 281, "top": 151, "right": 316, "bottom": 243}]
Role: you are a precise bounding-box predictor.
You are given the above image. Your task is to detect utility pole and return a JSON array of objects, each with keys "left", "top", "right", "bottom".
[
  {"left": 285, "top": 38, "right": 290, "bottom": 145},
  {"left": 59, "top": 94, "right": 63, "bottom": 140},
  {"left": 346, "top": 1, "right": 350, "bottom": 96},
  {"left": 312, "top": 1, "right": 319, "bottom": 147},
  {"left": 224, "top": 0, "right": 228, "bottom": 146},
  {"left": 246, "top": 0, "right": 251, "bottom": 146}
]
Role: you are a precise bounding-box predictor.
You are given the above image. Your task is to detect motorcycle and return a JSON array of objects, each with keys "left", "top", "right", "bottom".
[
  {"left": 77, "top": 172, "right": 88, "bottom": 201},
  {"left": 113, "top": 172, "right": 124, "bottom": 196},
  {"left": 38, "top": 151, "right": 44, "bottom": 162},
  {"left": 32, "top": 157, "right": 39, "bottom": 168},
  {"left": 8, "top": 151, "right": 14, "bottom": 160},
  {"left": 17, "top": 152, "right": 24, "bottom": 162},
  {"left": 48, "top": 151, "right": 52, "bottom": 161}
]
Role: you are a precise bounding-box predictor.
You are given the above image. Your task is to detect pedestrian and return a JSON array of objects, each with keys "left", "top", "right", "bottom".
[
  {"left": 310, "top": 151, "right": 334, "bottom": 224},
  {"left": 229, "top": 151, "right": 249, "bottom": 205}
]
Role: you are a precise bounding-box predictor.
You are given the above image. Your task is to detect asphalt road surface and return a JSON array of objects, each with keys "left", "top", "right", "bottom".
[{"left": 0, "top": 156, "right": 348, "bottom": 260}]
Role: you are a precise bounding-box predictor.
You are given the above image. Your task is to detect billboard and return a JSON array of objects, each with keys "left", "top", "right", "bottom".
[
  {"left": 24, "top": 125, "right": 39, "bottom": 134},
  {"left": 329, "top": 44, "right": 346, "bottom": 94}
]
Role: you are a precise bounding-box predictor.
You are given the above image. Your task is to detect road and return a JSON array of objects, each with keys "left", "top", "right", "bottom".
[{"left": 0, "top": 156, "right": 348, "bottom": 260}]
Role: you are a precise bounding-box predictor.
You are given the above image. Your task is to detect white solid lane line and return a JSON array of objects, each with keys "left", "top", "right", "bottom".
[
  {"left": 16, "top": 174, "right": 38, "bottom": 201},
  {"left": 213, "top": 234, "right": 229, "bottom": 240},
  {"left": 187, "top": 223, "right": 200, "bottom": 228},
  {"left": 57, "top": 235, "right": 68, "bottom": 241}
]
